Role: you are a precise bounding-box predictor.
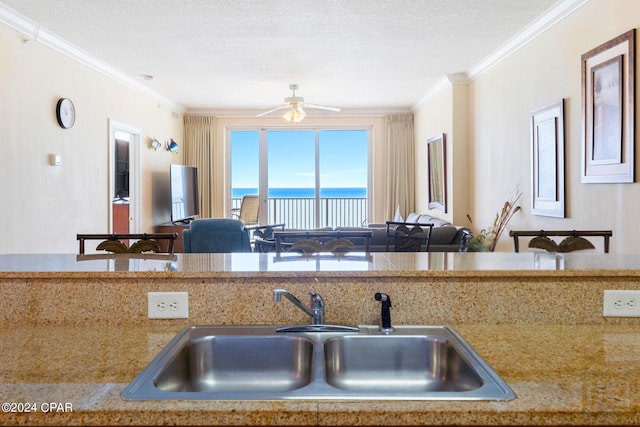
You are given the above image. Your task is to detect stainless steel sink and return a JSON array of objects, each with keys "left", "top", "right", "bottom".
[
  {"left": 155, "top": 335, "right": 314, "bottom": 393},
  {"left": 324, "top": 335, "right": 482, "bottom": 393},
  {"left": 121, "top": 325, "right": 515, "bottom": 401}
]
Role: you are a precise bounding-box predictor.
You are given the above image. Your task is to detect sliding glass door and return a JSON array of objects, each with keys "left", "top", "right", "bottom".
[
  {"left": 230, "top": 128, "right": 369, "bottom": 228},
  {"left": 318, "top": 130, "right": 368, "bottom": 227},
  {"left": 267, "top": 130, "right": 316, "bottom": 228},
  {"left": 230, "top": 130, "right": 259, "bottom": 199}
]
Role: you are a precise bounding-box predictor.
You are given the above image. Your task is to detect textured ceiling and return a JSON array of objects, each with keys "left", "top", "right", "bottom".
[{"left": 2, "top": 0, "right": 561, "bottom": 113}]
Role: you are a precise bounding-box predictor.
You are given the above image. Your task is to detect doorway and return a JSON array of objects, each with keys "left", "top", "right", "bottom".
[{"left": 108, "top": 119, "right": 141, "bottom": 234}]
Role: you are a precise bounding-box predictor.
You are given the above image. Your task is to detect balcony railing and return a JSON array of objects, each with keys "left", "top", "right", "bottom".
[{"left": 231, "top": 197, "right": 368, "bottom": 229}]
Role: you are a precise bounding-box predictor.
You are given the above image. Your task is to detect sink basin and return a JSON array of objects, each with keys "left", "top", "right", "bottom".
[
  {"left": 122, "top": 325, "right": 515, "bottom": 401},
  {"left": 324, "top": 335, "right": 482, "bottom": 393},
  {"left": 155, "top": 335, "right": 313, "bottom": 393}
]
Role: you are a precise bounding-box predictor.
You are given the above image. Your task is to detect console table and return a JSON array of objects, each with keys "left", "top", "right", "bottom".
[
  {"left": 509, "top": 229, "right": 612, "bottom": 253},
  {"left": 77, "top": 233, "right": 178, "bottom": 254},
  {"left": 273, "top": 230, "right": 373, "bottom": 254},
  {"left": 154, "top": 224, "right": 189, "bottom": 252}
]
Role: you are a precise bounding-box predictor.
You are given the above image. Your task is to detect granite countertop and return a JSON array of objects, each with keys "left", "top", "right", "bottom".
[
  {"left": 2, "top": 252, "right": 640, "bottom": 278},
  {"left": 1, "top": 323, "right": 640, "bottom": 426}
]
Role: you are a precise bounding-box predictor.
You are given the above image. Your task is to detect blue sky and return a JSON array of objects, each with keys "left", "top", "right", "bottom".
[{"left": 231, "top": 129, "right": 368, "bottom": 189}]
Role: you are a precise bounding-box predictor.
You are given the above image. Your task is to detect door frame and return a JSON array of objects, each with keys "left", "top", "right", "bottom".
[
  {"left": 108, "top": 119, "right": 141, "bottom": 233},
  {"left": 227, "top": 126, "right": 372, "bottom": 228}
]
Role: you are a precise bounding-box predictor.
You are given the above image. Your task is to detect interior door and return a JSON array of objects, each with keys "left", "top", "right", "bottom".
[{"left": 109, "top": 120, "right": 141, "bottom": 234}]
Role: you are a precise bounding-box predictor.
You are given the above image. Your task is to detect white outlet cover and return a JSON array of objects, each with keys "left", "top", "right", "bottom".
[
  {"left": 148, "top": 292, "right": 189, "bottom": 319},
  {"left": 603, "top": 290, "right": 640, "bottom": 317}
]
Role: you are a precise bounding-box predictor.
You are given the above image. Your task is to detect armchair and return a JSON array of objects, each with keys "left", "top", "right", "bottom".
[{"left": 183, "top": 218, "right": 251, "bottom": 253}]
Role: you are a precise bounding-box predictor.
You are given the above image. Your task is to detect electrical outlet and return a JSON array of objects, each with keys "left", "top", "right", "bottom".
[
  {"left": 603, "top": 290, "right": 640, "bottom": 317},
  {"left": 148, "top": 292, "right": 189, "bottom": 319}
]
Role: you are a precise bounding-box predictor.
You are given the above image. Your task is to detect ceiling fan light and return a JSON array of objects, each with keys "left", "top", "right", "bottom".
[
  {"left": 261, "top": 84, "right": 339, "bottom": 120},
  {"left": 282, "top": 105, "right": 306, "bottom": 123},
  {"left": 282, "top": 109, "right": 294, "bottom": 122},
  {"left": 293, "top": 105, "right": 306, "bottom": 123}
]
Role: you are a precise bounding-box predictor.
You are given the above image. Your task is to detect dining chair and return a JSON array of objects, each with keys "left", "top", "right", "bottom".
[{"left": 231, "top": 195, "right": 260, "bottom": 226}]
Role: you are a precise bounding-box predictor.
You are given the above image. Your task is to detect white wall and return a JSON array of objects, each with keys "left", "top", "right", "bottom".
[
  {"left": 0, "top": 23, "right": 183, "bottom": 253},
  {"left": 415, "top": 0, "right": 640, "bottom": 253}
]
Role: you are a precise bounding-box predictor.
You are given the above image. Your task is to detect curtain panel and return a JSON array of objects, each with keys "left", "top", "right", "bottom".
[
  {"left": 183, "top": 115, "right": 216, "bottom": 218},
  {"left": 385, "top": 113, "right": 415, "bottom": 220}
]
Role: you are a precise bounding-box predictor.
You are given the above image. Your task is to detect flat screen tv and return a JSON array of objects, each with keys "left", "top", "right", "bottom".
[{"left": 170, "top": 164, "right": 200, "bottom": 224}]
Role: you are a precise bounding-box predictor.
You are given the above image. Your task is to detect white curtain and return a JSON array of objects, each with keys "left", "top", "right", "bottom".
[
  {"left": 183, "top": 115, "right": 215, "bottom": 218},
  {"left": 385, "top": 113, "right": 415, "bottom": 220}
]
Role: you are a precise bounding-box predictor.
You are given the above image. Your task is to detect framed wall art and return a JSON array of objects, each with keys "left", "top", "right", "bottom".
[
  {"left": 427, "top": 133, "right": 446, "bottom": 212},
  {"left": 530, "top": 99, "right": 565, "bottom": 217},
  {"left": 581, "top": 29, "right": 635, "bottom": 183}
]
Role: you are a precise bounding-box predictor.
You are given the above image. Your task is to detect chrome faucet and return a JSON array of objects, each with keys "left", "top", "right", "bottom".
[{"left": 273, "top": 289, "right": 325, "bottom": 325}]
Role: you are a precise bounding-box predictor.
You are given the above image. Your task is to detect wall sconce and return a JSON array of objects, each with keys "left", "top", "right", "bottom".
[
  {"left": 166, "top": 139, "right": 179, "bottom": 153},
  {"left": 150, "top": 138, "right": 162, "bottom": 150}
]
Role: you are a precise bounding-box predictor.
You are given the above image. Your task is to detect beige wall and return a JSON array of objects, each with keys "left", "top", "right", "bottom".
[
  {"left": 414, "top": 85, "right": 453, "bottom": 222},
  {"left": 414, "top": 82, "right": 471, "bottom": 227},
  {"left": 415, "top": 0, "right": 640, "bottom": 253},
  {"left": 213, "top": 116, "right": 387, "bottom": 223},
  {"left": 0, "top": 24, "right": 183, "bottom": 254}
]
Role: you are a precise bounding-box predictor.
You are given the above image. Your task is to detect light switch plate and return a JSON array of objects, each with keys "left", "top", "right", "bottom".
[
  {"left": 148, "top": 292, "right": 189, "bottom": 319},
  {"left": 603, "top": 290, "right": 640, "bottom": 317}
]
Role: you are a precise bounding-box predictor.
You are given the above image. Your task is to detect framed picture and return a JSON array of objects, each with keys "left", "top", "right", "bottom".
[
  {"left": 581, "top": 29, "right": 635, "bottom": 183},
  {"left": 427, "top": 133, "right": 446, "bottom": 212},
  {"left": 530, "top": 99, "right": 565, "bottom": 217}
]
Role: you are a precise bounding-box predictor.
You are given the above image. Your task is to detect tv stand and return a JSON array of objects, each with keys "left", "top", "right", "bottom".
[{"left": 155, "top": 223, "right": 190, "bottom": 252}]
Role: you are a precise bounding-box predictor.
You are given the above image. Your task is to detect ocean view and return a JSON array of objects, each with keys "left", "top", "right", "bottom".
[{"left": 232, "top": 187, "right": 367, "bottom": 198}]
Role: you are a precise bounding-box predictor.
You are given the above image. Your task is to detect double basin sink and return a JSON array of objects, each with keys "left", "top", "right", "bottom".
[{"left": 121, "top": 325, "right": 515, "bottom": 401}]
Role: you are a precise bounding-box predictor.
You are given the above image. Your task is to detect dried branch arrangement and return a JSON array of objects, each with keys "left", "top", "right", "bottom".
[{"left": 468, "top": 187, "right": 522, "bottom": 252}]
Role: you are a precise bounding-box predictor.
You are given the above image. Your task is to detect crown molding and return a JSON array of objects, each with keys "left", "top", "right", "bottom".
[
  {"left": 187, "top": 107, "right": 412, "bottom": 118},
  {"left": 412, "top": 77, "right": 451, "bottom": 111},
  {"left": 413, "top": 0, "right": 589, "bottom": 110},
  {"left": 467, "top": 0, "right": 589, "bottom": 80},
  {"left": 0, "top": 3, "right": 184, "bottom": 112},
  {"left": 447, "top": 72, "right": 471, "bottom": 85}
]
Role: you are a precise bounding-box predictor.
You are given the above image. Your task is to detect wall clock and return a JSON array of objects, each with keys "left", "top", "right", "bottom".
[{"left": 56, "top": 98, "right": 75, "bottom": 129}]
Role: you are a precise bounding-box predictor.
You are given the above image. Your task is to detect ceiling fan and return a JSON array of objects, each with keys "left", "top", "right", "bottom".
[{"left": 257, "top": 84, "right": 341, "bottom": 123}]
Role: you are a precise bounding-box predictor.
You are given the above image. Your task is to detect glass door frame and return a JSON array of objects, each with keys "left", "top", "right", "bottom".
[{"left": 227, "top": 125, "right": 372, "bottom": 228}]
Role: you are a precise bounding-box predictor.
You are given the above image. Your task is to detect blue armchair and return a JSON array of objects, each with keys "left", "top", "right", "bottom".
[{"left": 183, "top": 218, "right": 251, "bottom": 253}]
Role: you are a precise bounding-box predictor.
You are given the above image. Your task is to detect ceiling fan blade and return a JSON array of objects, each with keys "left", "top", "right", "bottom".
[
  {"left": 302, "top": 103, "right": 341, "bottom": 112},
  {"left": 256, "top": 104, "right": 289, "bottom": 117}
]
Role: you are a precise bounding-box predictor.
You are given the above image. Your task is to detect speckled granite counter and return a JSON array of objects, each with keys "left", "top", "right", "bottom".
[
  {"left": 1, "top": 252, "right": 640, "bottom": 425},
  {"left": 2, "top": 252, "right": 640, "bottom": 276},
  {"left": 1, "top": 324, "right": 640, "bottom": 426}
]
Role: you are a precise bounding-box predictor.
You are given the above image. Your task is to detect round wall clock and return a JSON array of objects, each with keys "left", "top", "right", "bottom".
[{"left": 56, "top": 98, "right": 76, "bottom": 129}]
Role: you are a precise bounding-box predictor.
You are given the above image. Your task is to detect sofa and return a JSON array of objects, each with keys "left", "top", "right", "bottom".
[
  {"left": 346, "top": 213, "right": 471, "bottom": 252},
  {"left": 255, "top": 214, "right": 471, "bottom": 253}
]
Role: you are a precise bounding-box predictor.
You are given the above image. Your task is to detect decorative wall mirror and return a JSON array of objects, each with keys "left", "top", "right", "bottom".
[{"left": 427, "top": 133, "right": 447, "bottom": 212}]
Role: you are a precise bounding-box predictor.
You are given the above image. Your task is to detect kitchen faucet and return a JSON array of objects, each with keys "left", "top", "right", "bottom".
[
  {"left": 273, "top": 289, "right": 325, "bottom": 325},
  {"left": 374, "top": 292, "right": 394, "bottom": 334}
]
